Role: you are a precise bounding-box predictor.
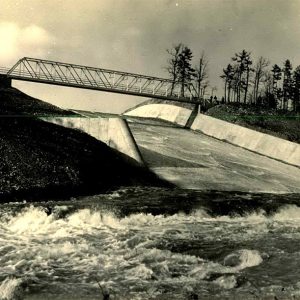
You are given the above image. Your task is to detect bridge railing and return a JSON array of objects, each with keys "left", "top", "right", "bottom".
[
  {"left": 7, "top": 57, "right": 199, "bottom": 102},
  {"left": 0, "top": 67, "right": 10, "bottom": 75}
]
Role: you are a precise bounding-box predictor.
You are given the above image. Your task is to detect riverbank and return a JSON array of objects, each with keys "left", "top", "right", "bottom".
[{"left": 0, "top": 87, "right": 169, "bottom": 202}]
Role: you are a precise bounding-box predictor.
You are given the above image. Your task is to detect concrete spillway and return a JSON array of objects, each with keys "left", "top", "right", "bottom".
[
  {"left": 128, "top": 120, "right": 300, "bottom": 193},
  {"left": 124, "top": 103, "right": 300, "bottom": 167},
  {"left": 41, "top": 104, "right": 300, "bottom": 193}
]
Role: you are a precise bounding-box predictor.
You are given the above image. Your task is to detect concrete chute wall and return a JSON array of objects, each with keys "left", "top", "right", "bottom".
[
  {"left": 124, "top": 103, "right": 192, "bottom": 127},
  {"left": 40, "top": 116, "right": 143, "bottom": 165},
  {"left": 191, "top": 114, "right": 300, "bottom": 167}
]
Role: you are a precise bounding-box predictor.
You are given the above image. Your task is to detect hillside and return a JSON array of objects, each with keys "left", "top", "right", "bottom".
[
  {"left": 206, "top": 104, "right": 300, "bottom": 143},
  {"left": 0, "top": 86, "right": 74, "bottom": 116},
  {"left": 0, "top": 86, "right": 169, "bottom": 202}
]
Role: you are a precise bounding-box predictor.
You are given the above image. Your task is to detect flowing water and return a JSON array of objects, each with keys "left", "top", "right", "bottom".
[{"left": 1, "top": 187, "right": 300, "bottom": 299}]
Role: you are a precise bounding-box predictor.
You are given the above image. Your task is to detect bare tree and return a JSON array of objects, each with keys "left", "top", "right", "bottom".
[
  {"left": 165, "top": 43, "right": 184, "bottom": 95},
  {"left": 201, "top": 80, "right": 209, "bottom": 98},
  {"left": 252, "top": 57, "right": 270, "bottom": 104},
  {"left": 211, "top": 86, "right": 217, "bottom": 97},
  {"left": 194, "top": 51, "right": 209, "bottom": 100}
]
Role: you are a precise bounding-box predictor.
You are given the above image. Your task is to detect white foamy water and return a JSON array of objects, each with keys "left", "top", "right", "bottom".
[{"left": 1, "top": 200, "right": 300, "bottom": 299}]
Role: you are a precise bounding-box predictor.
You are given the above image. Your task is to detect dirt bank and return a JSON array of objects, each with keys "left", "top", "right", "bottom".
[{"left": 0, "top": 87, "right": 170, "bottom": 202}]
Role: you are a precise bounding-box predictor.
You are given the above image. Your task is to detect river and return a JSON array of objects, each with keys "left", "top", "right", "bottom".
[{"left": 1, "top": 187, "right": 300, "bottom": 299}]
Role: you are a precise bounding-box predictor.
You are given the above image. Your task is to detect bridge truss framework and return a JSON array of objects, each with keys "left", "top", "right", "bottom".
[{"left": 5, "top": 57, "right": 199, "bottom": 103}]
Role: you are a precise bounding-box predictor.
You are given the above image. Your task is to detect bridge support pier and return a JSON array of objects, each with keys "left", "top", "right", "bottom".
[{"left": 0, "top": 75, "right": 11, "bottom": 88}]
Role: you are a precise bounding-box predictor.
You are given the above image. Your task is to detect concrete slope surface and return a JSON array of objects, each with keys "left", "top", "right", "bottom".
[
  {"left": 41, "top": 116, "right": 144, "bottom": 164},
  {"left": 124, "top": 103, "right": 192, "bottom": 126},
  {"left": 129, "top": 122, "right": 300, "bottom": 193},
  {"left": 191, "top": 114, "right": 300, "bottom": 167}
]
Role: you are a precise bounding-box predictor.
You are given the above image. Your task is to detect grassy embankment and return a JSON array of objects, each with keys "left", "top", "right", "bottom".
[
  {"left": 0, "top": 86, "right": 169, "bottom": 202},
  {"left": 206, "top": 103, "right": 300, "bottom": 143}
]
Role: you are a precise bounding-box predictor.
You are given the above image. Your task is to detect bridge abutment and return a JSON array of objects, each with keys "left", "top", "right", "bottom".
[{"left": 0, "top": 75, "right": 11, "bottom": 88}]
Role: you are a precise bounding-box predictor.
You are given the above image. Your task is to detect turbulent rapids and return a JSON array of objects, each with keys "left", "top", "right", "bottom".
[{"left": 1, "top": 188, "right": 300, "bottom": 300}]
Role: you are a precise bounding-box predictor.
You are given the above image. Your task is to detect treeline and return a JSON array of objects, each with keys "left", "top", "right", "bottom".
[
  {"left": 221, "top": 50, "right": 300, "bottom": 112},
  {"left": 164, "top": 44, "right": 300, "bottom": 112}
]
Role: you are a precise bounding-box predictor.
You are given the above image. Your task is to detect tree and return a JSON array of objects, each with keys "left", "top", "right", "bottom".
[
  {"left": 165, "top": 43, "right": 184, "bottom": 95},
  {"left": 252, "top": 57, "right": 269, "bottom": 105},
  {"left": 211, "top": 86, "right": 217, "bottom": 98},
  {"left": 242, "top": 52, "right": 253, "bottom": 103},
  {"left": 292, "top": 66, "right": 300, "bottom": 112},
  {"left": 283, "top": 59, "right": 293, "bottom": 110},
  {"left": 231, "top": 50, "right": 252, "bottom": 103},
  {"left": 271, "top": 64, "right": 282, "bottom": 108},
  {"left": 194, "top": 51, "right": 209, "bottom": 100},
  {"left": 201, "top": 80, "right": 209, "bottom": 99},
  {"left": 177, "top": 46, "right": 196, "bottom": 97},
  {"left": 262, "top": 71, "right": 276, "bottom": 108},
  {"left": 220, "top": 72, "right": 227, "bottom": 103},
  {"left": 231, "top": 65, "right": 240, "bottom": 102},
  {"left": 221, "top": 64, "right": 234, "bottom": 103}
]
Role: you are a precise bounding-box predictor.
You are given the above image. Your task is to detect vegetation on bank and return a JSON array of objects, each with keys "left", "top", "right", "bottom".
[
  {"left": 206, "top": 103, "right": 300, "bottom": 143},
  {"left": 0, "top": 87, "right": 169, "bottom": 202}
]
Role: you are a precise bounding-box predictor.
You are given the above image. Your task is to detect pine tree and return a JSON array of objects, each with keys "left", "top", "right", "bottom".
[
  {"left": 242, "top": 52, "right": 253, "bottom": 103},
  {"left": 271, "top": 64, "right": 282, "bottom": 109},
  {"left": 232, "top": 50, "right": 252, "bottom": 103},
  {"left": 221, "top": 64, "right": 234, "bottom": 103},
  {"left": 177, "top": 46, "right": 195, "bottom": 97},
  {"left": 283, "top": 59, "right": 293, "bottom": 110},
  {"left": 293, "top": 66, "right": 300, "bottom": 112}
]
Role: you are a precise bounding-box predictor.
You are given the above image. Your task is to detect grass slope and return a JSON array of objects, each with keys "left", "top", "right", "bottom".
[
  {"left": 0, "top": 86, "right": 74, "bottom": 116},
  {"left": 206, "top": 104, "right": 300, "bottom": 143}
]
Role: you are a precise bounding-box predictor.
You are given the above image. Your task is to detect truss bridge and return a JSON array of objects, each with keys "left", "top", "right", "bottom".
[{"left": 1, "top": 57, "right": 199, "bottom": 103}]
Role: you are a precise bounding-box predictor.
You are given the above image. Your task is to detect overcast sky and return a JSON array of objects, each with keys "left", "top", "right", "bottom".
[{"left": 1, "top": 0, "right": 300, "bottom": 113}]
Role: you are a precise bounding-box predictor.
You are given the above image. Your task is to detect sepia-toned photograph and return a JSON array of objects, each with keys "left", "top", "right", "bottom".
[{"left": 0, "top": 0, "right": 300, "bottom": 299}]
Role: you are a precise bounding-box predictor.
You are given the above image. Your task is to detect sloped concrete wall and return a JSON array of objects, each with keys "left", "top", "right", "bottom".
[
  {"left": 191, "top": 114, "right": 300, "bottom": 167},
  {"left": 124, "top": 103, "right": 192, "bottom": 126},
  {"left": 40, "top": 116, "right": 143, "bottom": 164}
]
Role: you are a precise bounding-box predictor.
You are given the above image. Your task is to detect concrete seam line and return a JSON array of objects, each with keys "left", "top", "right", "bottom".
[
  {"left": 118, "top": 118, "right": 145, "bottom": 166},
  {"left": 184, "top": 104, "right": 199, "bottom": 128}
]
